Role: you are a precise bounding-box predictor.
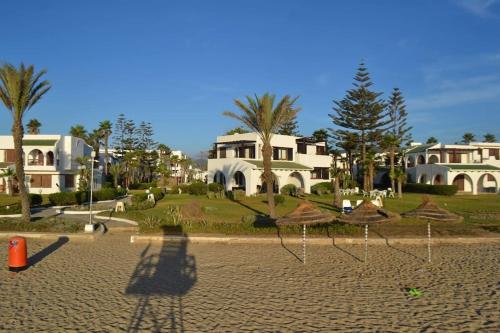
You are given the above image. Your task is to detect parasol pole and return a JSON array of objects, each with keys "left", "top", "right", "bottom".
[
  {"left": 364, "top": 224, "right": 368, "bottom": 264},
  {"left": 427, "top": 222, "right": 431, "bottom": 264},
  {"left": 303, "top": 224, "right": 306, "bottom": 265}
]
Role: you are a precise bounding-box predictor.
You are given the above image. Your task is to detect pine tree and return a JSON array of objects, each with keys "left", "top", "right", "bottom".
[
  {"left": 312, "top": 129, "right": 329, "bottom": 150},
  {"left": 112, "top": 114, "right": 127, "bottom": 154},
  {"left": 277, "top": 117, "right": 300, "bottom": 136},
  {"left": 384, "top": 88, "right": 412, "bottom": 191},
  {"left": 329, "top": 63, "right": 389, "bottom": 190}
]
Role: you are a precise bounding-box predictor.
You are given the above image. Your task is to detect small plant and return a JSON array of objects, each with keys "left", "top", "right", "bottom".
[
  {"left": 280, "top": 184, "right": 298, "bottom": 196},
  {"left": 274, "top": 194, "right": 285, "bottom": 206},
  {"left": 142, "top": 215, "right": 164, "bottom": 230}
]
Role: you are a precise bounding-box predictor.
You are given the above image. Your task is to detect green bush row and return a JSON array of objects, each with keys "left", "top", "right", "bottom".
[
  {"left": 129, "top": 181, "right": 157, "bottom": 190},
  {"left": 403, "top": 184, "right": 458, "bottom": 196},
  {"left": 48, "top": 188, "right": 127, "bottom": 206}
]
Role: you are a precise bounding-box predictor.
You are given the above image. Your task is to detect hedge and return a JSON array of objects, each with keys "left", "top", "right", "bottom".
[
  {"left": 311, "top": 182, "right": 333, "bottom": 195},
  {"left": 129, "top": 182, "right": 157, "bottom": 190},
  {"left": 188, "top": 182, "right": 208, "bottom": 195},
  {"left": 403, "top": 184, "right": 458, "bottom": 196},
  {"left": 280, "top": 184, "right": 297, "bottom": 196},
  {"left": 208, "top": 183, "right": 224, "bottom": 192},
  {"left": 29, "top": 194, "right": 43, "bottom": 206},
  {"left": 48, "top": 188, "right": 127, "bottom": 206},
  {"left": 0, "top": 204, "right": 21, "bottom": 214}
]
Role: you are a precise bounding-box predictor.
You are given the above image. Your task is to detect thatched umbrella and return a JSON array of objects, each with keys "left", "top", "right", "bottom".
[
  {"left": 401, "top": 196, "right": 463, "bottom": 222},
  {"left": 276, "top": 201, "right": 334, "bottom": 264},
  {"left": 335, "top": 201, "right": 401, "bottom": 263},
  {"left": 336, "top": 201, "right": 401, "bottom": 225}
]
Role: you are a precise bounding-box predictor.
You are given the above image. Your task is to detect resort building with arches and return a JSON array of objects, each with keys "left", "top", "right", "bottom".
[
  {"left": 404, "top": 142, "right": 500, "bottom": 195},
  {"left": 207, "top": 132, "right": 333, "bottom": 196},
  {"left": 0, "top": 134, "right": 101, "bottom": 194}
]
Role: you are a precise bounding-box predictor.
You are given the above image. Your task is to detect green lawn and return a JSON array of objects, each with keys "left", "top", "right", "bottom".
[{"left": 104, "top": 192, "right": 500, "bottom": 236}]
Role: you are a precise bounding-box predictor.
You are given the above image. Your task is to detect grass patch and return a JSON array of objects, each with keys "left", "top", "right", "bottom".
[{"left": 0, "top": 217, "right": 84, "bottom": 233}]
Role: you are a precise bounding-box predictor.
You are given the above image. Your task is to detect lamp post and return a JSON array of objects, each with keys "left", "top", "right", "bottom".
[{"left": 84, "top": 151, "right": 97, "bottom": 233}]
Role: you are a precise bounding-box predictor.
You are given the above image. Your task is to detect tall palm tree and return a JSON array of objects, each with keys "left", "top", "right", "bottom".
[
  {"left": 0, "top": 168, "right": 16, "bottom": 196},
  {"left": 392, "top": 167, "right": 406, "bottom": 199},
  {"left": 98, "top": 120, "right": 112, "bottom": 175},
  {"left": 109, "top": 163, "right": 124, "bottom": 188},
  {"left": 0, "top": 63, "right": 51, "bottom": 222},
  {"left": 87, "top": 129, "right": 102, "bottom": 168},
  {"left": 69, "top": 124, "right": 88, "bottom": 140},
  {"left": 224, "top": 93, "right": 300, "bottom": 218},
  {"left": 27, "top": 118, "right": 42, "bottom": 134}
]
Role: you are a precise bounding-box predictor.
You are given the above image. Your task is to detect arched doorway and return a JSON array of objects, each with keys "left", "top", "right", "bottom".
[
  {"left": 418, "top": 174, "right": 428, "bottom": 184},
  {"left": 28, "top": 149, "right": 44, "bottom": 166},
  {"left": 233, "top": 171, "right": 246, "bottom": 190},
  {"left": 433, "top": 174, "right": 443, "bottom": 185},
  {"left": 260, "top": 173, "right": 279, "bottom": 194},
  {"left": 407, "top": 156, "right": 415, "bottom": 168},
  {"left": 477, "top": 173, "right": 498, "bottom": 193},
  {"left": 452, "top": 174, "right": 473, "bottom": 192},
  {"left": 287, "top": 172, "right": 304, "bottom": 189},
  {"left": 213, "top": 171, "right": 226, "bottom": 186}
]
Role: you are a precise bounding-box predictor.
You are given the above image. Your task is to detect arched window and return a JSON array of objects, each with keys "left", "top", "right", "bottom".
[
  {"left": 28, "top": 149, "right": 44, "bottom": 166},
  {"left": 417, "top": 155, "right": 426, "bottom": 165},
  {"left": 234, "top": 171, "right": 246, "bottom": 189},
  {"left": 428, "top": 155, "right": 439, "bottom": 164},
  {"left": 46, "top": 151, "right": 55, "bottom": 166}
]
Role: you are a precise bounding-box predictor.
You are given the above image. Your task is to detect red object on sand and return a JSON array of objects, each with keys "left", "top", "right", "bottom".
[{"left": 8, "top": 236, "right": 28, "bottom": 271}]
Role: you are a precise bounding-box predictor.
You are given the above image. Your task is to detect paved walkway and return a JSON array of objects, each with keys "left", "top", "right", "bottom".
[{"left": 0, "top": 235, "right": 498, "bottom": 332}]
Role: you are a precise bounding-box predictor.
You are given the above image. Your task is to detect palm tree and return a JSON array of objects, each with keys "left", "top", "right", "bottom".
[
  {"left": 461, "top": 132, "right": 475, "bottom": 144},
  {"left": 0, "top": 168, "right": 16, "bottom": 196},
  {"left": 27, "top": 118, "right": 42, "bottom": 134},
  {"left": 98, "top": 120, "right": 112, "bottom": 176},
  {"left": 0, "top": 63, "right": 51, "bottom": 222},
  {"left": 224, "top": 93, "right": 300, "bottom": 218},
  {"left": 392, "top": 167, "right": 406, "bottom": 199},
  {"left": 109, "top": 163, "right": 124, "bottom": 188},
  {"left": 426, "top": 136, "right": 438, "bottom": 144},
  {"left": 69, "top": 124, "right": 88, "bottom": 140},
  {"left": 484, "top": 133, "right": 496, "bottom": 143}
]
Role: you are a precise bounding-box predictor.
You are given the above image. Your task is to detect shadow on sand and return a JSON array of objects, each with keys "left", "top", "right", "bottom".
[
  {"left": 126, "top": 225, "right": 197, "bottom": 332},
  {"left": 28, "top": 236, "right": 69, "bottom": 267}
]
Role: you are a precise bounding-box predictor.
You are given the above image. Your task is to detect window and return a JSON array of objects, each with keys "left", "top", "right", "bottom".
[
  {"left": 219, "top": 147, "right": 226, "bottom": 158},
  {"left": 65, "top": 174, "right": 75, "bottom": 188},
  {"left": 28, "top": 149, "right": 44, "bottom": 166},
  {"left": 273, "top": 147, "right": 293, "bottom": 161},
  {"left": 297, "top": 143, "right": 307, "bottom": 154},
  {"left": 235, "top": 146, "right": 256, "bottom": 159},
  {"left": 489, "top": 149, "right": 499, "bottom": 160},
  {"left": 46, "top": 151, "right": 55, "bottom": 166},
  {"left": 29, "top": 174, "right": 51, "bottom": 188},
  {"left": 316, "top": 146, "right": 326, "bottom": 155},
  {"left": 311, "top": 167, "right": 329, "bottom": 180},
  {"left": 449, "top": 151, "right": 461, "bottom": 163},
  {"left": 4, "top": 149, "right": 16, "bottom": 163}
]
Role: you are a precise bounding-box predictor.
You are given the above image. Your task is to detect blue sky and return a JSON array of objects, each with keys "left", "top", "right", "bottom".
[{"left": 1, "top": 0, "right": 500, "bottom": 156}]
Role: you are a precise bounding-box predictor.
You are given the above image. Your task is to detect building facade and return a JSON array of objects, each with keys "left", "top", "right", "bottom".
[
  {"left": 404, "top": 142, "right": 500, "bottom": 194},
  {"left": 207, "top": 133, "right": 332, "bottom": 196},
  {"left": 0, "top": 135, "right": 101, "bottom": 194}
]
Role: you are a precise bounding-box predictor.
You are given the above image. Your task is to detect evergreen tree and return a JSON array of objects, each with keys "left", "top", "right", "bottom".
[
  {"left": 426, "top": 136, "right": 438, "bottom": 144},
  {"left": 483, "top": 133, "right": 496, "bottom": 143},
  {"left": 277, "top": 116, "right": 300, "bottom": 136},
  {"left": 329, "top": 63, "right": 389, "bottom": 190},
  {"left": 312, "top": 129, "right": 329, "bottom": 150},
  {"left": 112, "top": 113, "right": 127, "bottom": 153},
  {"left": 384, "top": 87, "right": 412, "bottom": 191}
]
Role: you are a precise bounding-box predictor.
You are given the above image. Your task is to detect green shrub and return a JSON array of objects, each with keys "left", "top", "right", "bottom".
[
  {"left": 281, "top": 184, "right": 297, "bottom": 196},
  {"left": 274, "top": 194, "right": 285, "bottom": 206},
  {"left": 208, "top": 183, "right": 224, "bottom": 192},
  {"left": 129, "top": 182, "right": 157, "bottom": 190},
  {"left": 311, "top": 182, "right": 333, "bottom": 195},
  {"left": 102, "top": 181, "right": 115, "bottom": 189},
  {"left": 403, "top": 184, "right": 458, "bottom": 196},
  {"left": 131, "top": 193, "right": 149, "bottom": 203},
  {"left": 0, "top": 204, "right": 22, "bottom": 214},
  {"left": 149, "top": 188, "right": 165, "bottom": 201},
  {"left": 188, "top": 182, "right": 208, "bottom": 195},
  {"left": 127, "top": 200, "right": 155, "bottom": 211},
  {"left": 48, "top": 192, "right": 87, "bottom": 206},
  {"left": 93, "top": 188, "right": 118, "bottom": 201},
  {"left": 29, "top": 194, "right": 43, "bottom": 206},
  {"left": 170, "top": 184, "right": 190, "bottom": 194}
]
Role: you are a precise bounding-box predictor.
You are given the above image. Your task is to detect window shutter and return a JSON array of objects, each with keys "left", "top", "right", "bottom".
[
  {"left": 287, "top": 148, "right": 293, "bottom": 161},
  {"left": 273, "top": 147, "right": 278, "bottom": 160}
]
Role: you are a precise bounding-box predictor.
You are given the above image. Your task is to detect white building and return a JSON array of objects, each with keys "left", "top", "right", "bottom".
[
  {"left": 207, "top": 133, "right": 332, "bottom": 196},
  {"left": 0, "top": 134, "right": 101, "bottom": 194},
  {"left": 404, "top": 142, "right": 500, "bottom": 194}
]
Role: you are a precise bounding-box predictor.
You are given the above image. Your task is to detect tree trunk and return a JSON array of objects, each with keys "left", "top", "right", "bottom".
[
  {"left": 12, "top": 121, "right": 31, "bottom": 222},
  {"left": 7, "top": 177, "right": 13, "bottom": 196},
  {"left": 262, "top": 141, "right": 276, "bottom": 218},
  {"left": 361, "top": 131, "right": 367, "bottom": 191},
  {"left": 332, "top": 177, "right": 341, "bottom": 208},
  {"left": 104, "top": 135, "right": 109, "bottom": 176},
  {"left": 390, "top": 147, "right": 395, "bottom": 191},
  {"left": 397, "top": 180, "right": 403, "bottom": 199}
]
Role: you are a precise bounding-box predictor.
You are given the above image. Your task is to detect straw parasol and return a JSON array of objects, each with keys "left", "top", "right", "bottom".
[
  {"left": 401, "top": 196, "right": 463, "bottom": 222},
  {"left": 276, "top": 201, "right": 333, "bottom": 264},
  {"left": 336, "top": 200, "right": 401, "bottom": 225},
  {"left": 275, "top": 201, "right": 334, "bottom": 227}
]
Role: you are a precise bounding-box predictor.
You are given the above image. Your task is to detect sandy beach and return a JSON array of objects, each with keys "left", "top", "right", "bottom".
[{"left": 0, "top": 235, "right": 499, "bottom": 332}]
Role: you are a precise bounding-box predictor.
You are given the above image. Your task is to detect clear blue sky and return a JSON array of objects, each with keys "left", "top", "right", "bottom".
[{"left": 1, "top": 0, "right": 500, "bottom": 156}]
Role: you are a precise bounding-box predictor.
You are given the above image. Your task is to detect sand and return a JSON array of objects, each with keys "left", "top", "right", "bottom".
[{"left": 0, "top": 235, "right": 499, "bottom": 332}]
